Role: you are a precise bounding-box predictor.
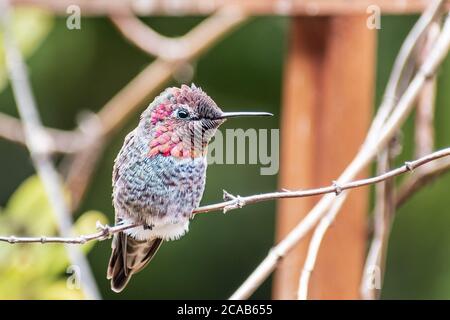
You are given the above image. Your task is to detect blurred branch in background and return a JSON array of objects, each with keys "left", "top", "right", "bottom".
[
  {"left": 366, "top": 0, "right": 444, "bottom": 146},
  {"left": 0, "top": 0, "right": 100, "bottom": 299},
  {"left": 110, "top": 13, "right": 184, "bottom": 60},
  {"left": 396, "top": 156, "right": 450, "bottom": 206},
  {"left": 231, "top": 6, "right": 450, "bottom": 300},
  {"left": 361, "top": 141, "right": 397, "bottom": 300},
  {"left": 361, "top": 17, "right": 443, "bottom": 300},
  {"left": 8, "top": 0, "right": 450, "bottom": 16},
  {"left": 2, "top": 146, "right": 450, "bottom": 245}
]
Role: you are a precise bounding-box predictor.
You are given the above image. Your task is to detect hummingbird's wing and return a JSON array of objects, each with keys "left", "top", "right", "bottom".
[
  {"left": 107, "top": 232, "right": 163, "bottom": 292},
  {"left": 112, "top": 130, "right": 136, "bottom": 187}
]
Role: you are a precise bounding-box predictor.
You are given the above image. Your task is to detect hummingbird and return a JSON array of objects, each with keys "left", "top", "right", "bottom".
[{"left": 107, "top": 84, "right": 272, "bottom": 292}]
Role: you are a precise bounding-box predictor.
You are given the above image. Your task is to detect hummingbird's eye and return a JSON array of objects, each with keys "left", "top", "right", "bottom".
[{"left": 176, "top": 109, "right": 190, "bottom": 119}]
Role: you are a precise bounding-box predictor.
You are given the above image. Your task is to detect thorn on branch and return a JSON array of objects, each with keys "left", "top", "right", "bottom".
[
  {"left": 8, "top": 236, "right": 17, "bottom": 244},
  {"left": 269, "top": 247, "right": 283, "bottom": 262},
  {"left": 405, "top": 161, "right": 414, "bottom": 171},
  {"left": 80, "top": 236, "right": 87, "bottom": 244},
  {"left": 332, "top": 181, "right": 343, "bottom": 195},
  {"left": 223, "top": 189, "right": 234, "bottom": 201}
]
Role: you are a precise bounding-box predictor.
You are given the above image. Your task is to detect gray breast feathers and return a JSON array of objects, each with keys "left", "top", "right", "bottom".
[{"left": 112, "top": 133, "right": 207, "bottom": 224}]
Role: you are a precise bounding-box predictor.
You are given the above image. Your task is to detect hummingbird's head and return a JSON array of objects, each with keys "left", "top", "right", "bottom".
[{"left": 140, "top": 84, "right": 272, "bottom": 159}]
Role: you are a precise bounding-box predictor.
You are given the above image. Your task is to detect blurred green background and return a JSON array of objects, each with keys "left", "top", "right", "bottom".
[{"left": 0, "top": 10, "right": 449, "bottom": 299}]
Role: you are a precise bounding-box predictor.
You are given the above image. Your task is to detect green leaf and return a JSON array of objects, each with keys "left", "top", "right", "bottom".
[
  {"left": 5, "top": 175, "right": 57, "bottom": 235},
  {"left": 0, "top": 175, "right": 108, "bottom": 299}
]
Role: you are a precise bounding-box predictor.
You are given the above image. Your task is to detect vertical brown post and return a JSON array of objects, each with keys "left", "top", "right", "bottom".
[{"left": 273, "top": 16, "right": 376, "bottom": 299}]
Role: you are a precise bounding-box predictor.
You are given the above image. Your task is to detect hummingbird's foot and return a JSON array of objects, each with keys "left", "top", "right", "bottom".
[{"left": 143, "top": 223, "right": 154, "bottom": 230}]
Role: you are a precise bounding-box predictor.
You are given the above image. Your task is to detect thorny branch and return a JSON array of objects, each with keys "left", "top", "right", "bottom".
[
  {"left": 110, "top": 14, "right": 185, "bottom": 60},
  {"left": 415, "top": 22, "right": 440, "bottom": 158},
  {"left": 2, "top": 146, "right": 450, "bottom": 244},
  {"left": 0, "top": 112, "right": 86, "bottom": 153}
]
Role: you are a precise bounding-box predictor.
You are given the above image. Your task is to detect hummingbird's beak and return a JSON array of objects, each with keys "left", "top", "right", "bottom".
[{"left": 215, "top": 111, "right": 273, "bottom": 119}]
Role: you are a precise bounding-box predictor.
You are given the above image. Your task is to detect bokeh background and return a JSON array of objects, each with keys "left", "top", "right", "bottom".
[{"left": 0, "top": 10, "right": 450, "bottom": 299}]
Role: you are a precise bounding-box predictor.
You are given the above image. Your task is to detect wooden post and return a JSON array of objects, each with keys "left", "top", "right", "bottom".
[{"left": 273, "top": 16, "right": 376, "bottom": 299}]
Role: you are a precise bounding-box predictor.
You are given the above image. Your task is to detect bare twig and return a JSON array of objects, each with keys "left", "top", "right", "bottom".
[
  {"left": 396, "top": 156, "right": 450, "bottom": 207},
  {"left": 110, "top": 14, "right": 185, "bottom": 60},
  {"left": 193, "top": 147, "right": 450, "bottom": 215},
  {"left": 230, "top": 11, "right": 450, "bottom": 300},
  {"left": 3, "top": 147, "right": 450, "bottom": 245},
  {"left": 0, "top": 222, "right": 137, "bottom": 244},
  {"left": 0, "top": 1, "right": 100, "bottom": 299}
]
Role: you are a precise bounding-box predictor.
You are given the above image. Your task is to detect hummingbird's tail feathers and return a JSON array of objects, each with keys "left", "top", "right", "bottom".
[{"left": 107, "top": 232, "right": 163, "bottom": 293}]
